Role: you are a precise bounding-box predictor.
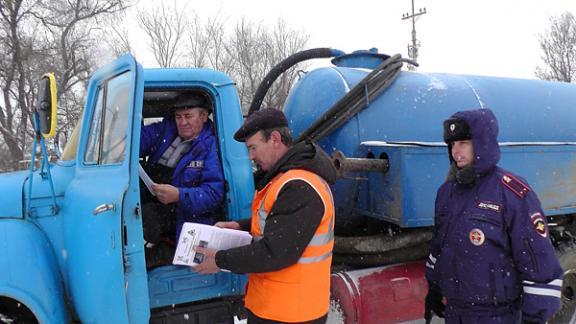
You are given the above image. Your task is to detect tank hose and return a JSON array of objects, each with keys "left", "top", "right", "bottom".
[
  {"left": 296, "top": 54, "right": 417, "bottom": 143},
  {"left": 333, "top": 242, "right": 429, "bottom": 267},
  {"left": 333, "top": 228, "right": 432, "bottom": 267},
  {"left": 248, "top": 47, "right": 345, "bottom": 115},
  {"left": 334, "top": 228, "right": 433, "bottom": 254}
]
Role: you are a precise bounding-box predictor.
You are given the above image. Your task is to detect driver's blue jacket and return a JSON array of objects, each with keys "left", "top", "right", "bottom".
[{"left": 140, "top": 117, "right": 224, "bottom": 238}]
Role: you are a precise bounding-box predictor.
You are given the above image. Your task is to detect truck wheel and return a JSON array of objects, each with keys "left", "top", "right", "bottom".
[
  {"left": 0, "top": 297, "right": 38, "bottom": 324},
  {"left": 549, "top": 242, "right": 576, "bottom": 324}
]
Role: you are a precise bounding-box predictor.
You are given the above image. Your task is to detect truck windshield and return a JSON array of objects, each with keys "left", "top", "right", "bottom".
[{"left": 60, "top": 121, "right": 81, "bottom": 161}]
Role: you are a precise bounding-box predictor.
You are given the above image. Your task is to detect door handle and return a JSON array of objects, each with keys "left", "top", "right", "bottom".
[{"left": 93, "top": 203, "right": 115, "bottom": 215}]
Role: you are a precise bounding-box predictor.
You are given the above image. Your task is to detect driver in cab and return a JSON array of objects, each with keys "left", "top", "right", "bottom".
[{"left": 140, "top": 94, "right": 224, "bottom": 265}]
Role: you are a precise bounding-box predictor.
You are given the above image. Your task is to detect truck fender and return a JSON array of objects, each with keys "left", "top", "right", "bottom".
[{"left": 0, "top": 219, "right": 70, "bottom": 323}]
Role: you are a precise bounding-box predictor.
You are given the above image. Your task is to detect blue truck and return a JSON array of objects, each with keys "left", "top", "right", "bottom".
[{"left": 0, "top": 49, "right": 575, "bottom": 323}]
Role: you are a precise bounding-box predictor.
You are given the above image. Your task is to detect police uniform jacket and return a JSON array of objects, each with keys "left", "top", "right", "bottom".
[{"left": 426, "top": 109, "right": 563, "bottom": 323}]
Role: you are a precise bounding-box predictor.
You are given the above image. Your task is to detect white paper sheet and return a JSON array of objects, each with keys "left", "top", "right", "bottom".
[
  {"left": 173, "top": 223, "right": 253, "bottom": 268},
  {"left": 138, "top": 164, "right": 156, "bottom": 196}
]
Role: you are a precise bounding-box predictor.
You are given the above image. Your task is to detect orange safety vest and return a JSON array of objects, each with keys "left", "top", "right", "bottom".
[{"left": 244, "top": 169, "right": 335, "bottom": 322}]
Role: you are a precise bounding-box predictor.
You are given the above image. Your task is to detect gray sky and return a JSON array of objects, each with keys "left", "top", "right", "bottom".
[{"left": 129, "top": 0, "right": 576, "bottom": 79}]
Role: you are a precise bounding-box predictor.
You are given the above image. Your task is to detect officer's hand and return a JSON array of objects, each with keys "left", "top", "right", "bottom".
[
  {"left": 214, "top": 221, "right": 241, "bottom": 230},
  {"left": 191, "top": 246, "right": 220, "bottom": 274},
  {"left": 152, "top": 184, "right": 179, "bottom": 204},
  {"left": 424, "top": 283, "right": 445, "bottom": 322}
]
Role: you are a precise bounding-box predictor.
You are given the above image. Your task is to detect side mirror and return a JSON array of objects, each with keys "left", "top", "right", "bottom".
[{"left": 36, "top": 73, "right": 57, "bottom": 138}]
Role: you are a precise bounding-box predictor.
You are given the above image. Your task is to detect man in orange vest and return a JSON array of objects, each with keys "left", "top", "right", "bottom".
[{"left": 193, "top": 108, "right": 337, "bottom": 324}]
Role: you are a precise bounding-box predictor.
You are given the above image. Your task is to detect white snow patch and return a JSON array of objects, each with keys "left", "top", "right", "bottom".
[
  {"left": 427, "top": 76, "right": 447, "bottom": 91},
  {"left": 327, "top": 298, "right": 345, "bottom": 324}
]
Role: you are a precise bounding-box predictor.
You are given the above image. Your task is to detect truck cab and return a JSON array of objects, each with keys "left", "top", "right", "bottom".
[{"left": 0, "top": 54, "right": 254, "bottom": 323}]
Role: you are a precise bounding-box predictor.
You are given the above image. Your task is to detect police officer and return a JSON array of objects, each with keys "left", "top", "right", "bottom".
[
  {"left": 193, "top": 108, "right": 337, "bottom": 323},
  {"left": 140, "top": 94, "right": 224, "bottom": 249},
  {"left": 424, "top": 108, "right": 563, "bottom": 324}
]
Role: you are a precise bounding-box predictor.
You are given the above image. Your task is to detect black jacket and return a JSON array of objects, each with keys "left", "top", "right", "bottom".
[{"left": 215, "top": 141, "right": 336, "bottom": 273}]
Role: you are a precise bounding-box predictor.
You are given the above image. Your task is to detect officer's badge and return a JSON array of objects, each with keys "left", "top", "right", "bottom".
[
  {"left": 187, "top": 160, "right": 204, "bottom": 168},
  {"left": 476, "top": 201, "right": 501, "bottom": 212},
  {"left": 530, "top": 212, "right": 548, "bottom": 238},
  {"left": 469, "top": 228, "right": 485, "bottom": 246}
]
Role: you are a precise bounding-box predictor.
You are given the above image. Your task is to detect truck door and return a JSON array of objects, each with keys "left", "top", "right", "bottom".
[{"left": 63, "top": 54, "right": 147, "bottom": 323}]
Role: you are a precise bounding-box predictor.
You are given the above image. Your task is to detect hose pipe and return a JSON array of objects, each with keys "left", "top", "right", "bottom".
[{"left": 248, "top": 47, "right": 346, "bottom": 115}]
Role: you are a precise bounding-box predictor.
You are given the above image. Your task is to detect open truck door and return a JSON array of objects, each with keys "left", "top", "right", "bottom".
[{"left": 62, "top": 54, "right": 148, "bottom": 323}]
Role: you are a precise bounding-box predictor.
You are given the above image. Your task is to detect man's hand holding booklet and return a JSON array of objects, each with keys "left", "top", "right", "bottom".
[{"left": 173, "top": 222, "right": 252, "bottom": 268}]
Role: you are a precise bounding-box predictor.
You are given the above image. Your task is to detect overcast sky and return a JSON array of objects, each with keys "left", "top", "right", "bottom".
[{"left": 129, "top": 0, "right": 576, "bottom": 80}]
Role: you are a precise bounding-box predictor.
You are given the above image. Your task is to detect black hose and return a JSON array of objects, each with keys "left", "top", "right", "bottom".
[
  {"left": 248, "top": 47, "right": 345, "bottom": 115},
  {"left": 296, "top": 54, "right": 417, "bottom": 143},
  {"left": 334, "top": 229, "right": 433, "bottom": 254},
  {"left": 333, "top": 242, "right": 429, "bottom": 267}
]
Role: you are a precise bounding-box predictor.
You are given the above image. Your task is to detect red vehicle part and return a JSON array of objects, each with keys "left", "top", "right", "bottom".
[{"left": 331, "top": 261, "right": 427, "bottom": 324}]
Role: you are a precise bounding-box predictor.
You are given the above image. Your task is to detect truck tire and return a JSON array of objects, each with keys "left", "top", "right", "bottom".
[
  {"left": 0, "top": 297, "right": 38, "bottom": 324},
  {"left": 549, "top": 241, "right": 576, "bottom": 324}
]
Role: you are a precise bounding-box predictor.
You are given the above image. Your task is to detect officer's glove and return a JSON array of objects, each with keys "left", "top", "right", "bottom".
[{"left": 424, "top": 282, "right": 445, "bottom": 324}]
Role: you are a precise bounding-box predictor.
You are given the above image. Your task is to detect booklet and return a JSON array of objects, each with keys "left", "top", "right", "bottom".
[
  {"left": 138, "top": 164, "right": 156, "bottom": 196},
  {"left": 173, "top": 222, "right": 253, "bottom": 267}
]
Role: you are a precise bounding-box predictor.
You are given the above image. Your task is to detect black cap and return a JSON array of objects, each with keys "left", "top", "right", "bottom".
[
  {"left": 173, "top": 94, "right": 212, "bottom": 113},
  {"left": 443, "top": 117, "right": 472, "bottom": 143},
  {"left": 234, "top": 108, "right": 289, "bottom": 142}
]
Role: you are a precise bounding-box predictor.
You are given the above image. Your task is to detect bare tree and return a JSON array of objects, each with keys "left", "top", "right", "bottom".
[
  {"left": 0, "top": 0, "right": 130, "bottom": 171},
  {"left": 226, "top": 18, "right": 269, "bottom": 110},
  {"left": 186, "top": 10, "right": 235, "bottom": 75},
  {"left": 137, "top": 1, "right": 187, "bottom": 68},
  {"left": 263, "top": 19, "right": 309, "bottom": 109},
  {"left": 187, "top": 12, "right": 210, "bottom": 68},
  {"left": 536, "top": 12, "right": 576, "bottom": 82},
  {"left": 108, "top": 25, "right": 134, "bottom": 57},
  {"left": 224, "top": 18, "right": 309, "bottom": 112},
  {"left": 135, "top": 3, "right": 309, "bottom": 114}
]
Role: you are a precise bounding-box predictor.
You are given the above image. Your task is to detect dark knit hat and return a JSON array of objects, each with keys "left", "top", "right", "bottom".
[
  {"left": 234, "top": 108, "right": 289, "bottom": 142},
  {"left": 173, "top": 94, "right": 212, "bottom": 113},
  {"left": 443, "top": 117, "right": 472, "bottom": 143}
]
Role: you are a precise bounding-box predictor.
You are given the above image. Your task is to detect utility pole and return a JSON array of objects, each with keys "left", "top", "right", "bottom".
[{"left": 402, "top": 0, "right": 427, "bottom": 70}]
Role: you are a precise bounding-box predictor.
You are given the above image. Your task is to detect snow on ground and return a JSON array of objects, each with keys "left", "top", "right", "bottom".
[
  {"left": 233, "top": 305, "right": 444, "bottom": 324},
  {"left": 0, "top": 312, "right": 442, "bottom": 323}
]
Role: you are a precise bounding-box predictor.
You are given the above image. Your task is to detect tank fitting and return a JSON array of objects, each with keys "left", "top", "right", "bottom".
[{"left": 332, "top": 151, "right": 389, "bottom": 177}]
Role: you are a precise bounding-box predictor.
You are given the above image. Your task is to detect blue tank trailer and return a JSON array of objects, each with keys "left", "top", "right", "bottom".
[{"left": 0, "top": 49, "right": 574, "bottom": 323}]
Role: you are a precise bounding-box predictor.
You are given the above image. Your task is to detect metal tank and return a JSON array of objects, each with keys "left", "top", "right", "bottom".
[
  {"left": 250, "top": 48, "right": 576, "bottom": 323},
  {"left": 282, "top": 49, "right": 576, "bottom": 232}
]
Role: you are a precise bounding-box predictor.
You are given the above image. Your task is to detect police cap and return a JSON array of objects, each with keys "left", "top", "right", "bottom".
[{"left": 443, "top": 117, "right": 472, "bottom": 143}]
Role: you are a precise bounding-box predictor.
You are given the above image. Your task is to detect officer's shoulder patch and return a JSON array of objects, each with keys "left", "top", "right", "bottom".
[
  {"left": 501, "top": 174, "right": 530, "bottom": 198},
  {"left": 530, "top": 212, "right": 548, "bottom": 238}
]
